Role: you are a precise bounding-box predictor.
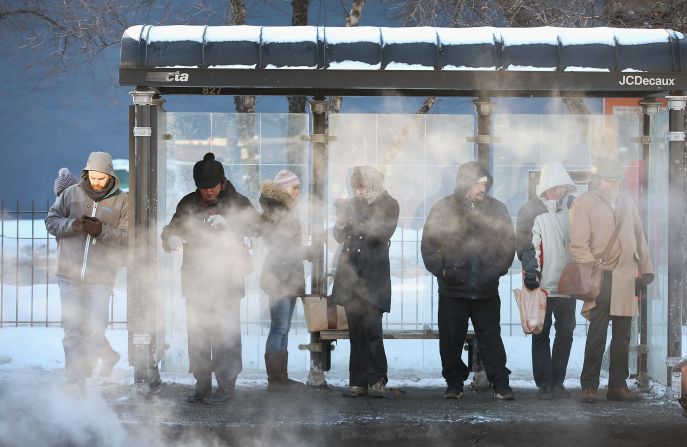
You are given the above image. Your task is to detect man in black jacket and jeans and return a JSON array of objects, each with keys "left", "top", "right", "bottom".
[{"left": 421, "top": 161, "right": 516, "bottom": 400}]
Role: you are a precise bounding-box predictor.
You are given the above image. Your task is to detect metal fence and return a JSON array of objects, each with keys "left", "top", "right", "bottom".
[
  {"left": 2, "top": 197, "right": 575, "bottom": 334},
  {"left": 0, "top": 200, "right": 127, "bottom": 328}
]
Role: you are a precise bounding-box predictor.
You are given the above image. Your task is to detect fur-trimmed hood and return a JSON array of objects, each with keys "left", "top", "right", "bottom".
[{"left": 260, "top": 181, "right": 295, "bottom": 209}]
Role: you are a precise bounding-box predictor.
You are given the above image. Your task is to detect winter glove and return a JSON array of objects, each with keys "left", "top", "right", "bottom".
[
  {"left": 72, "top": 217, "right": 87, "bottom": 233},
  {"left": 163, "top": 235, "right": 184, "bottom": 253},
  {"left": 206, "top": 214, "right": 226, "bottom": 229},
  {"left": 523, "top": 270, "right": 541, "bottom": 291},
  {"left": 81, "top": 216, "right": 102, "bottom": 237},
  {"left": 635, "top": 273, "right": 655, "bottom": 295}
]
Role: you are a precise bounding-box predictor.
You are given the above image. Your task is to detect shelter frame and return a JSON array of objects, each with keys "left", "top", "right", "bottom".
[{"left": 120, "top": 25, "right": 686, "bottom": 392}]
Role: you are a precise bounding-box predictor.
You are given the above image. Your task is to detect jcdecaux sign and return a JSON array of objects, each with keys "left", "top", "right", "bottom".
[{"left": 619, "top": 75, "right": 676, "bottom": 86}]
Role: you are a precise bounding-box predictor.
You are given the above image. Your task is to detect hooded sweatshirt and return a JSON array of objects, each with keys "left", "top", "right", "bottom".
[
  {"left": 515, "top": 162, "right": 575, "bottom": 294},
  {"left": 421, "top": 161, "right": 515, "bottom": 299},
  {"left": 45, "top": 152, "right": 128, "bottom": 286}
]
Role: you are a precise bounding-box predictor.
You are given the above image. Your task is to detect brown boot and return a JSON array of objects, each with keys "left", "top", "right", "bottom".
[
  {"left": 581, "top": 388, "right": 597, "bottom": 403},
  {"left": 607, "top": 386, "right": 640, "bottom": 402},
  {"left": 265, "top": 352, "right": 282, "bottom": 392},
  {"left": 277, "top": 350, "right": 304, "bottom": 389}
]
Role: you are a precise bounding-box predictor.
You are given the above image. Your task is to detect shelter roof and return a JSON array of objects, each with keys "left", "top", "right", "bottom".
[{"left": 119, "top": 25, "right": 687, "bottom": 97}]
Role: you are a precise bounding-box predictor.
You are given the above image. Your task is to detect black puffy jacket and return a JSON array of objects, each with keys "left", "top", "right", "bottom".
[
  {"left": 161, "top": 180, "right": 261, "bottom": 298},
  {"left": 421, "top": 162, "right": 515, "bottom": 299}
]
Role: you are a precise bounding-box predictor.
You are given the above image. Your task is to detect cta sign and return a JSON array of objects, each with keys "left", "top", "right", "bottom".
[
  {"left": 619, "top": 75, "right": 675, "bottom": 87},
  {"left": 145, "top": 71, "right": 189, "bottom": 82}
]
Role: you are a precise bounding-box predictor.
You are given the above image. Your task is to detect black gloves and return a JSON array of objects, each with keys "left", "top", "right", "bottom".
[
  {"left": 523, "top": 270, "right": 541, "bottom": 290},
  {"left": 82, "top": 216, "right": 102, "bottom": 236},
  {"left": 635, "top": 273, "right": 655, "bottom": 295},
  {"left": 73, "top": 216, "right": 102, "bottom": 237}
]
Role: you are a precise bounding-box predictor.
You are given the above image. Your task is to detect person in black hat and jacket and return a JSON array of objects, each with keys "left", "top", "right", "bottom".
[
  {"left": 421, "top": 161, "right": 516, "bottom": 401},
  {"left": 161, "top": 152, "right": 261, "bottom": 404}
]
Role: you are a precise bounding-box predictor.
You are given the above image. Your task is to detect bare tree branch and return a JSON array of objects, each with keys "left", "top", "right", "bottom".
[{"left": 328, "top": 0, "right": 366, "bottom": 113}]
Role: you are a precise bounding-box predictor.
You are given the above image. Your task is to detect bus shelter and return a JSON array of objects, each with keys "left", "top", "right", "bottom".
[{"left": 119, "top": 25, "right": 686, "bottom": 393}]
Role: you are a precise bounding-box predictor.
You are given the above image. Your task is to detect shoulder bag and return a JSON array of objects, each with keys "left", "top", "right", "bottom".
[{"left": 557, "top": 197, "right": 625, "bottom": 302}]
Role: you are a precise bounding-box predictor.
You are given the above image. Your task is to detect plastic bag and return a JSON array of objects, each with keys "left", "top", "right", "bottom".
[{"left": 513, "top": 288, "right": 547, "bottom": 335}]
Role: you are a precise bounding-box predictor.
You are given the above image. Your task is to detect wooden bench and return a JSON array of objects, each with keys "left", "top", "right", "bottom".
[{"left": 317, "top": 329, "right": 482, "bottom": 374}]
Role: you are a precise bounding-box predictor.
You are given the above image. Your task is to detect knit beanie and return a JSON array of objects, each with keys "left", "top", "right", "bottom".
[
  {"left": 274, "top": 170, "right": 300, "bottom": 189},
  {"left": 54, "top": 167, "right": 79, "bottom": 197},
  {"left": 352, "top": 166, "right": 385, "bottom": 204},
  {"left": 193, "top": 152, "right": 226, "bottom": 188}
]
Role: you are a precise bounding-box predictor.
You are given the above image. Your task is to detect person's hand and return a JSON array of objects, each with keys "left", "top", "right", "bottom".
[
  {"left": 72, "top": 217, "right": 87, "bottom": 233},
  {"left": 164, "top": 235, "right": 184, "bottom": 252},
  {"left": 635, "top": 273, "right": 655, "bottom": 295},
  {"left": 335, "top": 199, "right": 351, "bottom": 223},
  {"left": 206, "top": 214, "right": 226, "bottom": 229},
  {"left": 523, "top": 270, "right": 541, "bottom": 291},
  {"left": 442, "top": 267, "right": 467, "bottom": 284},
  {"left": 82, "top": 216, "right": 102, "bottom": 237}
]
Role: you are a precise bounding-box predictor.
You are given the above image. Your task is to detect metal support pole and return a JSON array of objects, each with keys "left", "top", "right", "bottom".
[
  {"left": 666, "top": 95, "right": 686, "bottom": 388},
  {"left": 636, "top": 99, "right": 662, "bottom": 390},
  {"left": 473, "top": 97, "right": 493, "bottom": 170},
  {"left": 128, "top": 88, "right": 161, "bottom": 394},
  {"left": 306, "top": 97, "right": 332, "bottom": 388}
]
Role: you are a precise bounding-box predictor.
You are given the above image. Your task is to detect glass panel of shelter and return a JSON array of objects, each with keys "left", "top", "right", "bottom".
[
  {"left": 646, "top": 111, "right": 669, "bottom": 382},
  {"left": 155, "top": 109, "right": 669, "bottom": 374},
  {"left": 156, "top": 112, "right": 310, "bottom": 371}
]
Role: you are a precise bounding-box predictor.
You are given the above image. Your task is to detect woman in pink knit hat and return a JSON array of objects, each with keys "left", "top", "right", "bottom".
[{"left": 259, "top": 169, "right": 311, "bottom": 391}]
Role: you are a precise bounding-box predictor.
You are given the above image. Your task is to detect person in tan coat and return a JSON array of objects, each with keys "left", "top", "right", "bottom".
[{"left": 569, "top": 159, "right": 654, "bottom": 403}]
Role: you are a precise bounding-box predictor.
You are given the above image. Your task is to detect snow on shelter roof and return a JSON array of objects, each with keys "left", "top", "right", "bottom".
[{"left": 119, "top": 25, "right": 687, "bottom": 96}]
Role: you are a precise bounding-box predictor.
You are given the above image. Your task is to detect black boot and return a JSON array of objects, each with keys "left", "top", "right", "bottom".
[
  {"left": 278, "top": 350, "right": 304, "bottom": 389},
  {"left": 206, "top": 379, "right": 236, "bottom": 405},
  {"left": 186, "top": 377, "right": 211, "bottom": 404}
]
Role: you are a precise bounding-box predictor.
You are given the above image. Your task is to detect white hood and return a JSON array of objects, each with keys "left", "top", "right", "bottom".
[{"left": 536, "top": 161, "right": 576, "bottom": 198}]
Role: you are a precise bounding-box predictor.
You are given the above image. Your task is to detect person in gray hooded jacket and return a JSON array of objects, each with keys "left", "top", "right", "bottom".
[{"left": 45, "top": 151, "right": 128, "bottom": 392}]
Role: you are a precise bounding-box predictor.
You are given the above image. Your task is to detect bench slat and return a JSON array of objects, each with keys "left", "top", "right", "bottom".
[{"left": 318, "top": 330, "right": 475, "bottom": 340}]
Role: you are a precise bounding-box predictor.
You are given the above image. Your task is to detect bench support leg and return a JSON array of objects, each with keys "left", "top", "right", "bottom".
[
  {"left": 305, "top": 333, "right": 331, "bottom": 389},
  {"left": 466, "top": 337, "right": 490, "bottom": 391}
]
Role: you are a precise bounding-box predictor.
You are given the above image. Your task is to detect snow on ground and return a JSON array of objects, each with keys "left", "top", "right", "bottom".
[
  {"left": 0, "top": 326, "right": 680, "bottom": 394},
  {"left": 0, "top": 326, "right": 680, "bottom": 447}
]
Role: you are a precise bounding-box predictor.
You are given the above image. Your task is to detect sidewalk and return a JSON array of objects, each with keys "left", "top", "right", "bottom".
[
  {"left": 117, "top": 381, "right": 687, "bottom": 447},
  {"left": 1, "top": 368, "right": 685, "bottom": 447},
  {"left": 1, "top": 327, "right": 685, "bottom": 446}
]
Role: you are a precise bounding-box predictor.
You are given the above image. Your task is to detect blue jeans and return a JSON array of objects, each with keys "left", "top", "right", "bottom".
[
  {"left": 58, "top": 278, "right": 112, "bottom": 383},
  {"left": 265, "top": 296, "right": 297, "bottom": 354}
]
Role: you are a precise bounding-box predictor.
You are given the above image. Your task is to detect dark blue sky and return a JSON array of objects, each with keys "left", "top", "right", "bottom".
[{"left": 0, "top": 1, "right": 601, "bottom": 207}]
